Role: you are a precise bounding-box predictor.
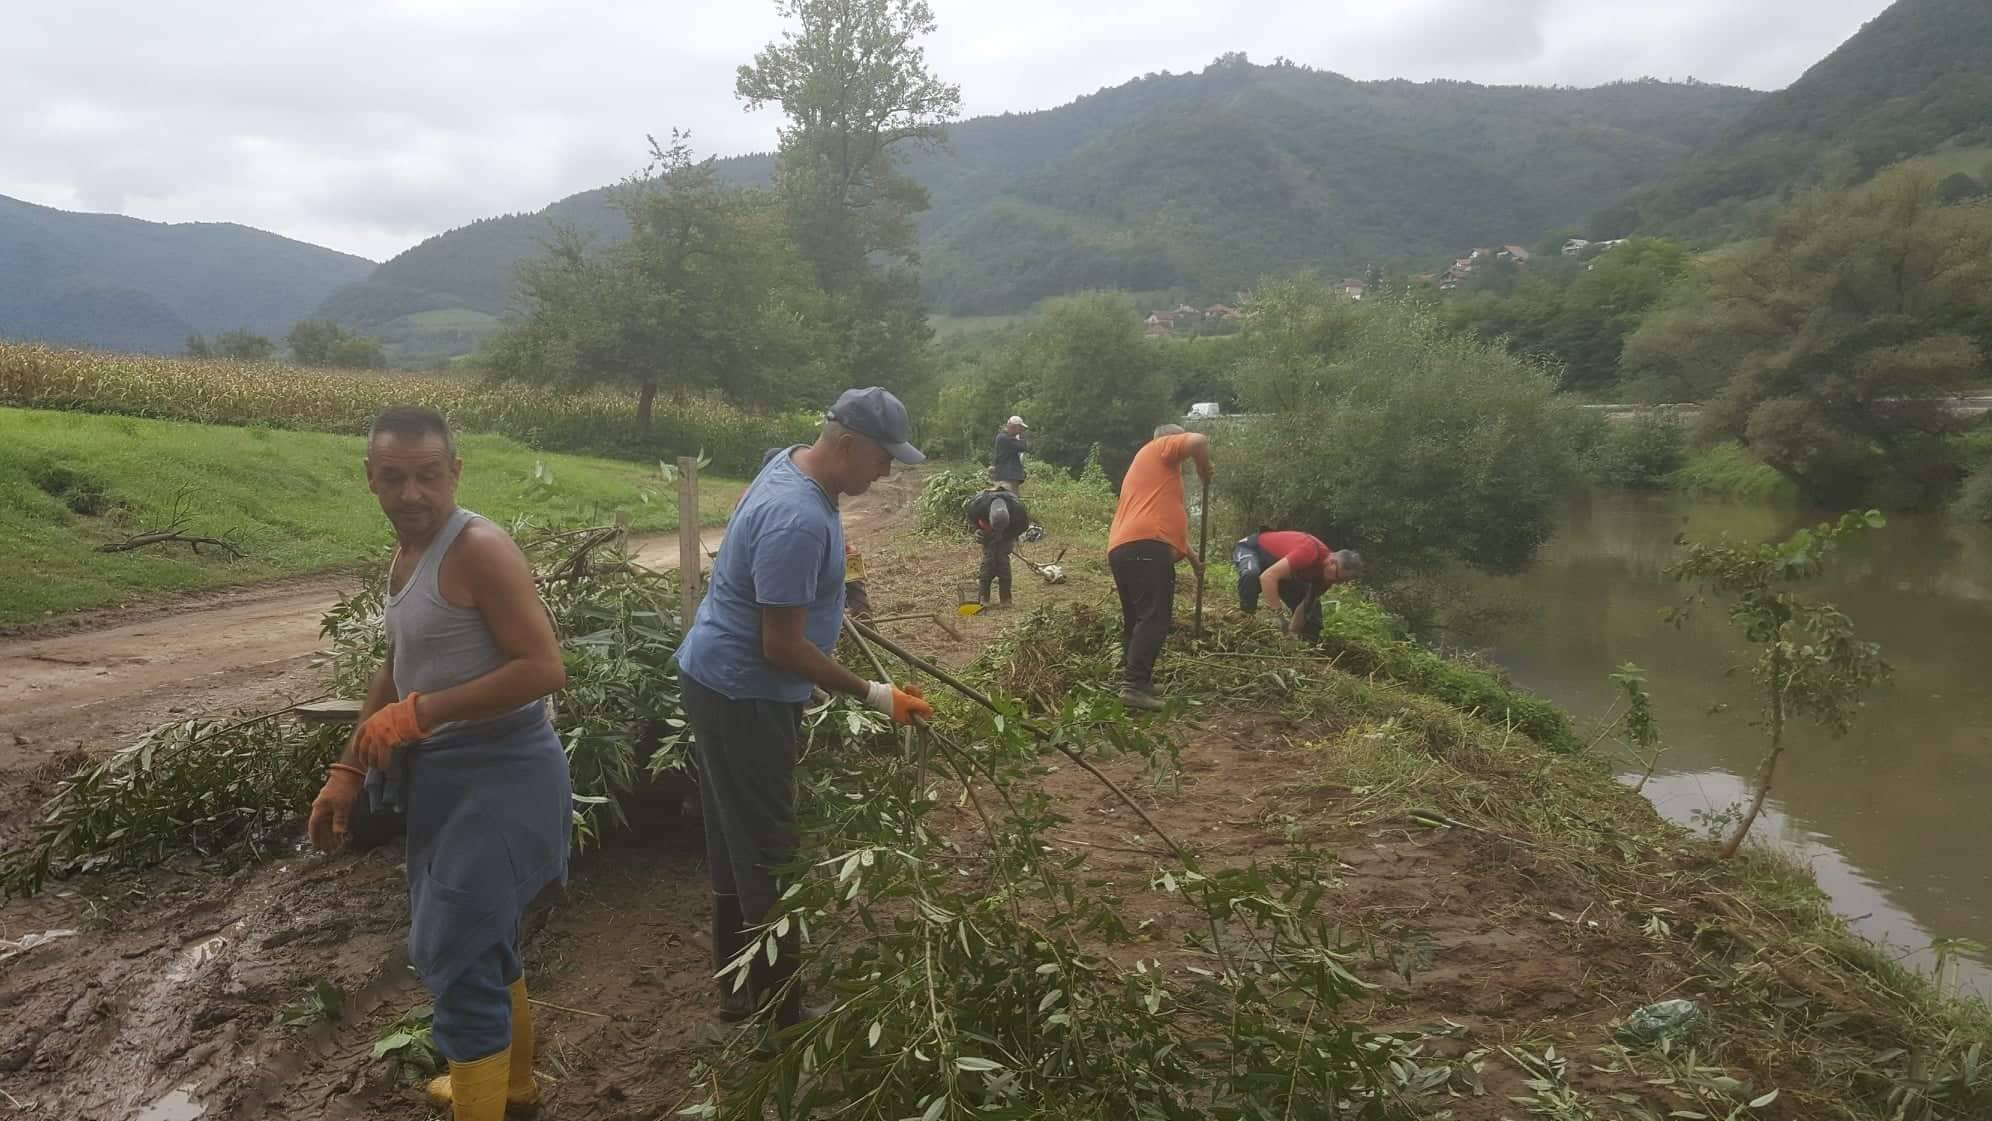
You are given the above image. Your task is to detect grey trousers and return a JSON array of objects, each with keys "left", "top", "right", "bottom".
[{"left": 681, "top": 671, "right": 802, "bottom": 925}]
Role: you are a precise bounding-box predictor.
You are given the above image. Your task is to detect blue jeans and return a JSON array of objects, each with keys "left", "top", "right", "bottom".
[{"left": 431, "top": 937, "right": 522, "bottom": 1063}]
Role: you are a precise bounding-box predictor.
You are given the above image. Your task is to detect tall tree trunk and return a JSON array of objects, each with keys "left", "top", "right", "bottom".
[
  {"left": 638, "top": 381, "right": 657, "bottom": 435},
  {"left": 1721, "top": 653, "right": 1787, "bottom": 859}
]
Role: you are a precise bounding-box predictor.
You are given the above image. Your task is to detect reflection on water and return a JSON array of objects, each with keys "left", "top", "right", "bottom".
[{"left": 1469, "top": 493, "right": 1992, "bottom": 996}]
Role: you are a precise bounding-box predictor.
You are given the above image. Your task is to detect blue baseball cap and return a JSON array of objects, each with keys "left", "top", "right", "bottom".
[{"left": 827, "top": 386, "right": 925, "bottom": 465}]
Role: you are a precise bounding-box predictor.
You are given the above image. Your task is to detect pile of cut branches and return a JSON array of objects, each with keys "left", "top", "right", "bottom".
[{"left": 4, "top": 522, "right": 746, "bottom": 895}]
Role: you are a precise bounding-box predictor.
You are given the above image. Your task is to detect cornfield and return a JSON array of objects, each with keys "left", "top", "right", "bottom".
[{"left": 0, "top": 341, "right": 815, "bottom": 475}]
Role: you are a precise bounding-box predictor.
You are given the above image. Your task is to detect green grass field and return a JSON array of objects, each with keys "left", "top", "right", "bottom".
[{"left": 0, "top": 407, "right": 744, "bottom": 623}]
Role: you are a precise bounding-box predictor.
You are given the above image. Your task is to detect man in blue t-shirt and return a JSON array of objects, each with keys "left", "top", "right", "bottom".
[{"left": 676, "top": 386, "right": 934, "bottom": 1028}]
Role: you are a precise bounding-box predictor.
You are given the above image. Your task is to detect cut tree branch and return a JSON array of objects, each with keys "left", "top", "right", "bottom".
[{"left": 97, "top": 530, "right": 244, "bottom": 558}]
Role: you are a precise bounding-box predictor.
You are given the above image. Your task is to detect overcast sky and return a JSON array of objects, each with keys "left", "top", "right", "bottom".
[{"left": 3, "top": 0, "right": 1893, "bottom": 262}]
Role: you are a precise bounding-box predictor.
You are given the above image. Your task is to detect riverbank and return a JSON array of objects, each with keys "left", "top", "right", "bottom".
[
  {"left": 1, "top": 469, "right": 1987, "bottom": 1119},
  {"left": 1464, "top": 489, "right": 1992, "bottom": 997},
  {"left": 0, "top": 407, "right": 745, "bottom": 623}
]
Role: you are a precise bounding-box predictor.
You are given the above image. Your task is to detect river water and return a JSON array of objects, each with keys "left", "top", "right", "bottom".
[{"left": 1465, "top": 493, "right": 1992, "bottom": 995}]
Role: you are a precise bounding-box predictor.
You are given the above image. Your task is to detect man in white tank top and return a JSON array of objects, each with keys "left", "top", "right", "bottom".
[{"left": 306, "top": 407, "right": 570, "bottom": 1121}]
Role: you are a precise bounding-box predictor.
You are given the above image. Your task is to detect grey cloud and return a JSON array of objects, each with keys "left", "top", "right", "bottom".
[{"left": 2, "top": 0, "right": 1892, "bottom": 261}]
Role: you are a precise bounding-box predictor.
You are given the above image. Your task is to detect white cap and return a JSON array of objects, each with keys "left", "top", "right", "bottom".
[{"left": 1007, "top": 415, "right": 1029, "bottom": 428}]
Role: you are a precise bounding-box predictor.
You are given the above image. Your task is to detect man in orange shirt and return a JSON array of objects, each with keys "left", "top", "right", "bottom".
[{"left": 1106, "top": 423, "right": 1214, "bottom": 711}]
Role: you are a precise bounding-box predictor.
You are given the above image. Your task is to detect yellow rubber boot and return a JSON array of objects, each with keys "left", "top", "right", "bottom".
[
  {"left": 427, "top": 981, "right": 542, "bottom": 1115},
  {"left": 507, "top": 978, "right": 542, "bottom": 1108},
  {"left": 438, "top": 1049, "right": 508, "bottom": 1121}
]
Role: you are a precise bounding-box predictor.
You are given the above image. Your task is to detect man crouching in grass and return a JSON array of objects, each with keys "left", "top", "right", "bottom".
[{"left": 306, "top": 406, "right": 570, "bottom": 1121}]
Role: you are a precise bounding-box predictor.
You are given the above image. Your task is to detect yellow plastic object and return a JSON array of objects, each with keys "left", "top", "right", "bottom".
[
  {"left": 957, "top": 602, "right": 984, "bottom": 617},
  {"left": 426, "top": 978, "right": 540, "bottom": 1114},
  {"left": 437, "top": 1049, "right": 509, "bottom": 1120},
  {"left": 846, "top": 549, "right": 866, "bottom": 582}
]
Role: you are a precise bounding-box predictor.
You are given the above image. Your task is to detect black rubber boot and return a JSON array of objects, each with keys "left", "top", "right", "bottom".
[
  {"left": 748, "top": 928, "right": 817, "bottom": 1053},
  {"left": 752, "top": 925, "right": 806, "bottom": 1028},
  {"left": 712, "top": 893, "right": 757, "bottom": 1022}
]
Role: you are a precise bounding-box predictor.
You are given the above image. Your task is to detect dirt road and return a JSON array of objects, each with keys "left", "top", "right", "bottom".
[{"left": 0, "top": 530, "right": 724, "bottom": 775}]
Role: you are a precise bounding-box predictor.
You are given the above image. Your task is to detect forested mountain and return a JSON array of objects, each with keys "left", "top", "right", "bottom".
[
  {"left": 0, "top": 194, "right": 374, "bottom": 353},
  {"left": 318, "top": 59, "right": 1760, "bottom": 339},
  {"left": 916, "top": 62, "right": 1760, "bottom": 313},
  {"left": 1609, "top": 0, "right": 1992, "bottom": 235}
]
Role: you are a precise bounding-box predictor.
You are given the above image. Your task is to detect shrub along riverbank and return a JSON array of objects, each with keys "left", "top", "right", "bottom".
[{"left": 0, "top": 406, "right": 745, "bottom": 623}]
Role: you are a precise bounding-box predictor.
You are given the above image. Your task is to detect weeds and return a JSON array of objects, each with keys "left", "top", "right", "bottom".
[
  {"left": 278, "top": 979, "right": 345, "bottom": 1027},
  {"left": 373, "top": 1004, "right": 442, "bottom": 1078}
]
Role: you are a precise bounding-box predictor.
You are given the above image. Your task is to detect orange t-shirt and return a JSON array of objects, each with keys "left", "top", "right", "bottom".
[{"left": 1107, "top": 434, "right": 1196, "bottom": 557}]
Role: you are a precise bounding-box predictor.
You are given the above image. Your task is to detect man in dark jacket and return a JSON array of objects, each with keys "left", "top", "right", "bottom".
[
  {"left": 967, "top": 486, "right": 1030, "bottom": 607},
  {"left": 991, "top": 416, "right": 1029, "bottom": 492}
]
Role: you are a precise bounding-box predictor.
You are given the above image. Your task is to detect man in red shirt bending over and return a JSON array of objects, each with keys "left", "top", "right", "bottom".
[{"left": 1232, "top": 530, "right": 1363, "bottom": 638}]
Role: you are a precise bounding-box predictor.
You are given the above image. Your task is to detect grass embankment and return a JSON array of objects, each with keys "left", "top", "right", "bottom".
[
  {"left": 0, "top": 407, "right": 745, "bottom": 623},
  {"left": 913, "top": 458, "right": 1575, "bottom": 746},
  {"left": 970, "top": 603, "right": 1992, "bottom": 1119},
  {"left": 0, "top": 340, "right": 816, "bottom": 475}
]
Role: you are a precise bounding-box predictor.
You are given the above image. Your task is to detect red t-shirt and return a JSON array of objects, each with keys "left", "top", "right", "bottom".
[{"left": 1258, "top": 531, "right": 1331, "bottom": 581}]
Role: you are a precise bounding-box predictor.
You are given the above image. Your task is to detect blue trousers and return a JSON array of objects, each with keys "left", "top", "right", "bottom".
[{"left": 431, "top": 937, "right": 522, "bottom": 1063}]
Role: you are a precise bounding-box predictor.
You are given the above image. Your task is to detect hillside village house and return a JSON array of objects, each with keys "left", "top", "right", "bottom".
[
  {"left": 1563, "top": 237, "right": 1628, "bottom": 258},
  {"left": 1146, "top": 303, "right": 1244, "bottom": 335}
]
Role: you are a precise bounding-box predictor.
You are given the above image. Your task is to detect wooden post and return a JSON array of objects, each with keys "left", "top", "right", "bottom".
[{"left": 678, "top": 456, "right": 700, "bottom": 624}]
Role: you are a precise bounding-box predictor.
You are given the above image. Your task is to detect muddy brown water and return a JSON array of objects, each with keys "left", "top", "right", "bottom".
[{"left": 1466, "top": 493, "right": 1992, "bottom": 995}]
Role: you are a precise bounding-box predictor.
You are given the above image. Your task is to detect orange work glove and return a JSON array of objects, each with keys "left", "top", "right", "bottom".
[
  {"left": 891, "top": 683, "right": 933, "bottom": 726},
  {"left": 308, "top": 765, "right": 364, "bottom": 852},
  {"left": 865, "top": 681, "right": 934, "bottom": 726},
  {"left": 354, "top": 693, "right": 429, "bottom": 770}
]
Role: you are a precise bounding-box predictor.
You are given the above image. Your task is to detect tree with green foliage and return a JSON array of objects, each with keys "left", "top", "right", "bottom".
[
  {"left": 1220, "top": 279, "right": 1578, "bottom": 577},
  {"left": 926, "top": 294, "right": 1173, "bottom": 479},
  {"left": 1623, "top": 168, "right": 1992, "bottom": 508},
  {"left": 1007, "top": 294, "right": 1174, "bottom": 481},
  {"left": 735, "top": 0, "right": 960, "bottom": 405},
  {"left": 184, "top": 333, "right": 212, "bottom": 358},
  {"left": 485, "top": 136, "right": 829, "bottom": 432},
  {"left": 214, "top": 329, "right": 277, "bottom": 363},
  {"left": 1588, "top": 412, "right": 1688, "bottom": 491},
  {"left": 1156, "top": 335, "right": 1242, "bottom": 412},
  {"left": 1668, "top": 511, "right": 1889, "bottom": 859},
  {"left": 286, "top": 320, "right": 385, "bottom": 369},
  {"left": 1443, "top": 238, "right": 1690, "bottom": 393}
]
